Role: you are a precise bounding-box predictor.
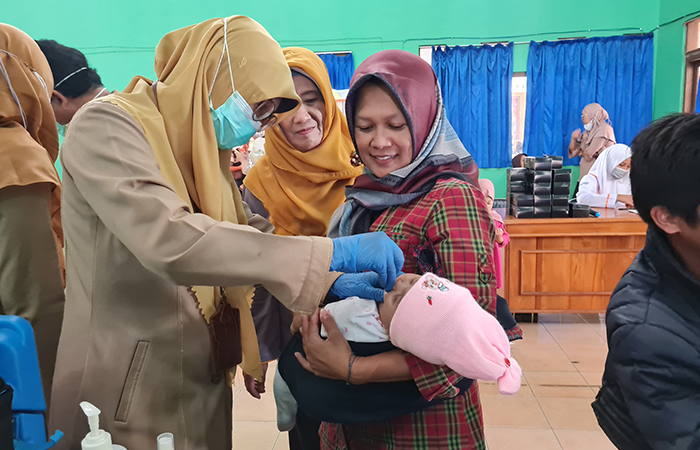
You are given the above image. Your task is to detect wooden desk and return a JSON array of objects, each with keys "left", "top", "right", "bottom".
[{"left": 503, "top": 208, "right": 647, "bottom": 313}]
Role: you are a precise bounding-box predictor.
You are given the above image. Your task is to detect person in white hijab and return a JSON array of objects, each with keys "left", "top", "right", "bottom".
[{"left": 576, "top": 144, "right": 633, "bottom": 209}]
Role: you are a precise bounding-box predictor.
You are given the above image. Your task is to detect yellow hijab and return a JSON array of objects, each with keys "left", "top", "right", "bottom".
[
  {"left": 245, "top": 47, "right": 362, "bottom": 237},
  {"left": 0, "top": 24, "right": 64, "bottom": 282},
  {"left": 99, "top": 17, "right": 299, "bottom": 381}
]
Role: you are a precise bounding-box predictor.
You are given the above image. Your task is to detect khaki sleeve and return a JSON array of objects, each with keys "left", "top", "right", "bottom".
[
  {"left": 241, "top": 199, "right": 275, "bottom": 234},
  {"left": 568, "top": 140, "right": 581, "bottom": 158},
  {"left": 61, "top": 102, "right": 334, "bottom": 313},
  {"left": 582, "top": 136, "right": 614, "bottom": 160}
]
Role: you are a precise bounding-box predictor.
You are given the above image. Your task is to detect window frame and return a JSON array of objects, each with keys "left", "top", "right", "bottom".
[{"left": 683, "top": 17, "right": 700, "bottom": 113}]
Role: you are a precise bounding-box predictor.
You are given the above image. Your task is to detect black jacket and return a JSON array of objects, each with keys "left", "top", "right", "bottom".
[{"left": 601, "top": 228, "right": 700, "bottom": 449}]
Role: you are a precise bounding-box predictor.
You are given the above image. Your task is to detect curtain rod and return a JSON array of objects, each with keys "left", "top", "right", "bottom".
[{"left": 315, "top": 51, "right": 352, "bottom": 55}]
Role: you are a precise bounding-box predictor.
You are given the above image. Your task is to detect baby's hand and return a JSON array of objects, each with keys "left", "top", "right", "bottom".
[
  {"left": 291, "top": 309, "right": 320, "bottom": 335},
  {"left": 495, "top": 227, "right": 504, "bottom": 244}
]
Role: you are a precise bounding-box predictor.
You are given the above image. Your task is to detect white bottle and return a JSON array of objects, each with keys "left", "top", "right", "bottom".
[
  {"left": 157, "top": 432, "right": 175, "bottom": 450},
  {"left": 79, "top": 401, "right": 127, "bottom": 450}
]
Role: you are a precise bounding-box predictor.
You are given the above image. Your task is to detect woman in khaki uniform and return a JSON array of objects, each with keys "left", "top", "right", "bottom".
[
  {"left": 49, "top": 17, "right": 402, "bottom": 450},
  {"left": 0, "top": 24, "right": 65, "bottom": 411}
]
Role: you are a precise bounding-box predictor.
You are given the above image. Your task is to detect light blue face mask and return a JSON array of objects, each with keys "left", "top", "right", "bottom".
[
  {"left": 209, "top": 19, "right": 261, "bottom": 150},
  {"left": 57, "top": 123, "right": 67, "bottom": 138}
]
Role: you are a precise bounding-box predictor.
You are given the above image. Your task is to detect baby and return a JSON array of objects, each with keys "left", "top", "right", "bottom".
[{"left": 274, "top": 273, "right": 522, "bottom": 431}]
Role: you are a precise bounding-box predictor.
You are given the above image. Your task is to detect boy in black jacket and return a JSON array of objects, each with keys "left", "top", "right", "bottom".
[{"left": 594, "top": 114, "right": 700, "bottom": 450}]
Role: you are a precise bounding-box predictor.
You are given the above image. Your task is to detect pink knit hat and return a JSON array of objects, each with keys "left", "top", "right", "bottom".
[{"left": 390, "top": 273, "right": 522, "bottom": 395}]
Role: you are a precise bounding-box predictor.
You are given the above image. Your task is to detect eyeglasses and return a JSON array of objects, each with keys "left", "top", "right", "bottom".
[{"left": 252, "top": 100, "right": 277, "bottom": 131}]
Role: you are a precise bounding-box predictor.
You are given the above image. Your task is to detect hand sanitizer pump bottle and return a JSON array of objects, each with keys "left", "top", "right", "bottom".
[
  {"left": 157, "top": 432, "right": 175, "bottom": 450},
  {"left": 80, "top": 401, "right": 127, "bottom": 450}
]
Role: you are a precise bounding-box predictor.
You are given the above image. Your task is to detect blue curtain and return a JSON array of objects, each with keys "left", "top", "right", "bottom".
[
  {"left": 432, "top": 43, "right": 513, "bottom": 168},
  {"left": 695, "top": 76, "right": 700, "bottom": 113},
  {"left": 524, "top": 34, "right": 653, "bottom": 164},
  {"left": 317, "top": 53, "right": 354, "bottom": 90}
]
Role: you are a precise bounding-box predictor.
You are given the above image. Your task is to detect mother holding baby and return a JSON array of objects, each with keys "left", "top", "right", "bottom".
[{"left": 296, "top": 50, "right": 498, "bottom": 450}]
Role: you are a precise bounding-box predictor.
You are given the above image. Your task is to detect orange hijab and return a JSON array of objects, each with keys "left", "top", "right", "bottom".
[
  {"left": 244, "top": 47, "right": 362, "bottom": 237},
  {"left": 0, "top": 24, "right": 64, "bottom": 280}
]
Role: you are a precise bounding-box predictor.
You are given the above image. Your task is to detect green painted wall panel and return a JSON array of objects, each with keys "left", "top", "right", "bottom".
[
  {"left": 652, "top": 1, "right": 700, "bottom": 119},
  {"left": 4, "top": 0, "right": 659, "bottom": 92},
  {"left": 6, "top": 0, "right": 696, "bottom": 183}
]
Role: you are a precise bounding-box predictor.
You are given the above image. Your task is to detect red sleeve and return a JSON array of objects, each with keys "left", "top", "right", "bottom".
[{"left": 403, "top": 180, "right": 498, "bottom": 400}]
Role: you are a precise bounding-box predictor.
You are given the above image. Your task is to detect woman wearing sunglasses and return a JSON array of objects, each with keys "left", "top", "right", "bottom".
[{"left": 49, "top": 17, "right": 402, "bottom": 450}]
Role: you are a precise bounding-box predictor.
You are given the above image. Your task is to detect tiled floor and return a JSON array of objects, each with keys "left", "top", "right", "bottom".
[{"left": 232, "top": 313, "right": 614, "bottom": 450}]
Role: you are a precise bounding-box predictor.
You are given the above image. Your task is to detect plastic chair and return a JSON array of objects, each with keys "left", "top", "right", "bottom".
[{"left": 0, "top": 315, "right": 62, "bottom": 449}]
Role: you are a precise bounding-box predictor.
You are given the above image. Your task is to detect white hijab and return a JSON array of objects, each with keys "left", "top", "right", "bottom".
[{"left": 586, "top": 144, "right": 632, "bottom": 199}]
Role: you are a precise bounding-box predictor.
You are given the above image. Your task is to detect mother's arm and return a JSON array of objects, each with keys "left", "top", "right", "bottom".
[
  {"left": 427, "top": 181, "right": 496, "bottom": 313},
  {"left": 298, "top": 181, "right": 496, "bottom": 401},
  {"left": 296, "top": 310, "right": 412, "bottom": 382},
  {"left": 391, "top": 180, "right": 498, "bottom": 400}
]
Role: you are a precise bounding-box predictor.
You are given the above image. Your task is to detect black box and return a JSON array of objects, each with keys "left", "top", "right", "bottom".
[
  {"left": 569, "top": 202, "right": 589, "bottom": 218},
  {"left": 552, "top": 169, "right": 572, "bottom": 183},
  {"left": 534, "top": 195, "right": 552, "bottom": 207},
  {"left": 547, "top": 156, "right": 564, "bottom": 170},
  {"left": 507, "top": 168, "right": 527, "bottom": 182},
  {"left": 523, "top": 157, "right": 553, "bottom": 171},
  {"left": 552, "top": 182, "right": 570, "bottom": 196},
  {"left": 514, "top": 207, "right": 534, "bottom": 218},
  {"left": 551, "top": 206, "right": 569, "bottom": 218},
  {"left": 552, "top": 195, "right": 570, "bottom": 207},
  {"left": 511, "top": 194, "right": 534, "bottom": 207},
  {"left": 509, "top": 180, "right": 526, "bottom": 193},
  {"left": 525, "top": 170, "right": 552, "bottom": 184},
  {"left": 526, "top": 183, "right": 552, "bottom": 196},
  {"left": 534, "top": 206, "right": 552, "bottom": 218}
]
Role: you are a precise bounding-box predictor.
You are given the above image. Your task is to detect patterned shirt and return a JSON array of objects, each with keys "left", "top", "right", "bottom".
[{"left": 320, "top": 178, "right": 497, "bottom": 450}]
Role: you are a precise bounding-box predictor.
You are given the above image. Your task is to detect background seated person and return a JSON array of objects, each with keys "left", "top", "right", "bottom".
[{"left": 576, "top": 144, "right": 633, "bottom": 209}]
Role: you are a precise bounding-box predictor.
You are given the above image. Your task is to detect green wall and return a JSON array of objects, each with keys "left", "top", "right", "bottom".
[
  {"left": 4, "top": 0, "right": 659, "bottom": 91},
  {"left": 5, "top": 0, "right": 697, "bottom": 191},
  {"left": 653, "top": 1, "right": 700, "bottom": 118}
]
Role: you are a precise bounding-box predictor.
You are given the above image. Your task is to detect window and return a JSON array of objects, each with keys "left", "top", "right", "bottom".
[
  {"left": 419, "top": 46, "right": 439, "bottom": 66},
  {"left": 316, "top": 51, "right": 352, "bottom": 110},
  {"left": 511, "top": 73, "right": 527, "bottom": 157},
  {"left": 683, "top": 18, "right": 700, "bottom": 112},
  {"left": 420, "top": 46, "right": 526, "bottom": 159}
]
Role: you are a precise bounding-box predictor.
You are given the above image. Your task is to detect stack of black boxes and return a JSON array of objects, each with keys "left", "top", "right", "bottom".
[{"left": 507, "top": 156, "right": 572, "bottom": 218}]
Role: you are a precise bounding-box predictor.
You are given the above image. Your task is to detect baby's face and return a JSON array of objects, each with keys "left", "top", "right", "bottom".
[{"left": 378, "top": 273, "right": 422, "bottom": 332}]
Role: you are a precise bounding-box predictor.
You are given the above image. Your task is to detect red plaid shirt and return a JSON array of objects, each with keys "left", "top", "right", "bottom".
[{"left": 320, "top": 178, "right": 497, "bottom": 450}]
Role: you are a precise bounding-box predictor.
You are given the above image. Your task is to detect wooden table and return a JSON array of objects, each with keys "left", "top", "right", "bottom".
[{"left": 503, "top": 208, "right": 647, "bottom": 313}]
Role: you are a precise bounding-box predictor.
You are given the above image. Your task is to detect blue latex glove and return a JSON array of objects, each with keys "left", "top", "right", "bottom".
[
  {"left": 330, "top": 272, "right": 385, "bottom": 303},
  {"left": 330, "top": 232, "right": 404, "bottom": 291}
]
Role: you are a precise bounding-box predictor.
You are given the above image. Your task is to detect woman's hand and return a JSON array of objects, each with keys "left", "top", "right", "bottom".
[
  {"left": 243, "top": 362, "right": 268, "bottom": 399},
  {"left": 616, "top": 194, "right": 634, "bottom": 208},
  {"left": 569, "top": 129, "right": 582, "bottom": 156},
  {"left": 330, "top": 272, "right": 385, "bottom": 303},
  {"left": 330, "top": 232, "right": 405, "bottom": 291},
  {"left": 295, "top": 309, "right": 352, "bottom": 381},
  {"left": 495, "top": 227, "right": 504, "bottom": 244}
]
